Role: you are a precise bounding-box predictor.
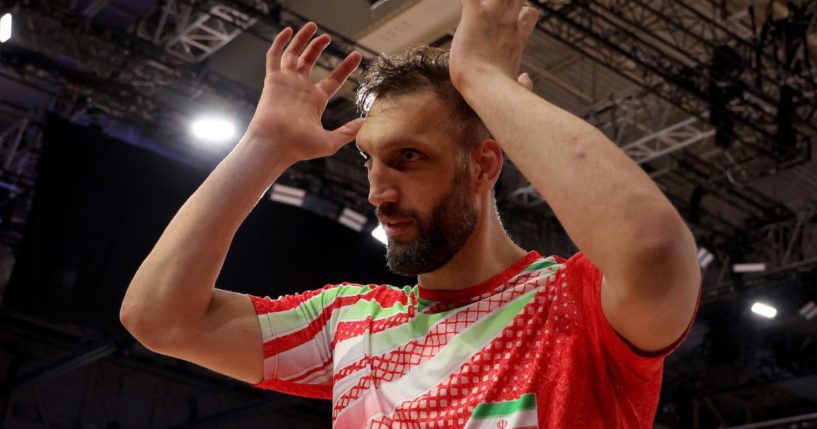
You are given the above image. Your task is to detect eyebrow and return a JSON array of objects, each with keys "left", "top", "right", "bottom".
[{"left": 355, "top": 136, "right": 431, "bottom": 157}]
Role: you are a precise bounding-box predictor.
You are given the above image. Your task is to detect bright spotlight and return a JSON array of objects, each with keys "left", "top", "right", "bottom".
[
  {"left": 190, "top": 117, "right": 236, "bottom": 143},
  {"left": 0, "top": 13, "right": 12, "bottom": 43},
  {"left": 371, "top": 225, "right": 387, "bottom": 245},
  {"left": 750, "top": 302, "right": 777, "bottom": 319}
]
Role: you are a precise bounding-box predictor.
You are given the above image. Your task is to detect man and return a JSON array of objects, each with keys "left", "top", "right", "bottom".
[{"left": 120, "top": 1, "right": 701, "bottom": 427}]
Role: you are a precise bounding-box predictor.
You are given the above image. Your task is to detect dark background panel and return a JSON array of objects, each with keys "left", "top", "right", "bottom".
[{"left": 5, "top": 116, "right": 408, "bottom": 333}]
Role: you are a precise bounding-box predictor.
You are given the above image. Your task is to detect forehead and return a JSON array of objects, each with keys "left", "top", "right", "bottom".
[{"left": 356, "top": 91, "right": 461, "bottom": 152}]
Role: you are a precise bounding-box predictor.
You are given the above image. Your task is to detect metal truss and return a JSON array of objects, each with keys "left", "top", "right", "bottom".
[
  {"left": 0, "top": 114, "right": 41, "bottom": 192},
  {"left": 0, "top": 113, "right": 42, "bottom": 248},
  {"left": 524, "top": 0, "right": 817, "bottom": 269},
  {"left": 622, "top": 116, "right": 715, "bottom": 164},
  {"left": 4, "top": 0, "right": 377, "bottom": 240},
  {"left": 533, "top": 0, "right": 812, "bottom": 176},
  {"left": 12, "top": 0, "right": 364, "bottom": 133},
  {"left": 586, "top": 89, "right": 716, "bottom": 164},
  {"left": 512, "top": 85, "right": 785, "bottom": 240},
  {"left": 0, "top": 311, "right": 328, "bottom": 428},
  {"left": 4, "top": 2, "right": 266, "bottom": 131},
  {"left": 756, "top": 208, "right": 817, "bottom": 272},
  {"left": 592, "top": 0, "right": 817, "bottom": 133},
  {"left": 137, "top": 0, "right": 257, "bottom": 63},
  {"left": 674, "top": 0, "right": 817, "bottom": 130},
  {"left": 693, "top": 211, "right": 817, "bottom": 305}
]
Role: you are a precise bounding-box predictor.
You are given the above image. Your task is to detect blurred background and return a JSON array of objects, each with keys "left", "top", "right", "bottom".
[{"left": 0, "top": 0, "right": 815, "bottom": 427}]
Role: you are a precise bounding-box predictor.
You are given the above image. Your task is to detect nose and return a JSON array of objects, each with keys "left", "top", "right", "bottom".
[{"left": 367, "top": 161, "right": 399, "bottom": 206}]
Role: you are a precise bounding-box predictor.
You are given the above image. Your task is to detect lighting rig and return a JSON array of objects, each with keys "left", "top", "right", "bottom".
[
  {"left": 0, "top": 0, "right": 386, "bottom": 247},
  {"left": 524, "top": 0, "right": 817, "bottom": 275}
]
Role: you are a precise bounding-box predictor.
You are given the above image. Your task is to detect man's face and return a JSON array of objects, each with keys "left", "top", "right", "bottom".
[{"left": 356, "top": 91, "right": 479, "bottom": 276}]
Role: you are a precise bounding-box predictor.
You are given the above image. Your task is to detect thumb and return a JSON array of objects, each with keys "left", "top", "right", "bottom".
[
  {"left": 518, "top": 72, "right": 534, "bottom": 91},
  {"left": 326, "top": 117, "right": 365, "bottom": 152}
]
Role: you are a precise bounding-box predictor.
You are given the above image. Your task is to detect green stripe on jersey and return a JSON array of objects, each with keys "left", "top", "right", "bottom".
[
  {"left": 524, "top": 259, "right": 557, "bottom": 272},
  {"left": 272, "top": 284, "right": 415, "bottom": 333},
  {"left": 414, "top": 289, "right": 537, "bottom": 372},
  {"left": 370, "top": 310, "right": 453, "bottom": 355},
  {"left": 471, "top": 393, "right": 536, "bottom": 419}
]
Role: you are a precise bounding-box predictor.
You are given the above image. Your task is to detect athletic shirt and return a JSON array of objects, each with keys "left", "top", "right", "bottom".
[{"left": 249, "top": 251, "right": 696, "bottom": 428}]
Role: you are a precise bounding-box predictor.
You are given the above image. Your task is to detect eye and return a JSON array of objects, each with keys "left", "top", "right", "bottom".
[{"left": 401, "top": 149, "right": 421, "bottom": 162}]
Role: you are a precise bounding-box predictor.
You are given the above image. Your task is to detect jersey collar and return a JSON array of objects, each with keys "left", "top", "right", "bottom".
[{"left": 418, "top": 251, "right": 542, "bottom": 302}]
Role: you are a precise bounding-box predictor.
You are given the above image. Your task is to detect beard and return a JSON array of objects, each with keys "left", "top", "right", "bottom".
[{"left": 377, "top": 170, "right": 478, "bottom": 277}]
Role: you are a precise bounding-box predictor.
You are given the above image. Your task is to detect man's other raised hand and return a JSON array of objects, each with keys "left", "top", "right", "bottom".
[
  {"left": 245, "top": 23, "right": 364, "bottom": 166},
  {"left": 450, "top": 0, "right": 540, "bottom": 91}
]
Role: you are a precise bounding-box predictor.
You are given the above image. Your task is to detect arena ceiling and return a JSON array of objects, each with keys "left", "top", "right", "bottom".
[{"left": 0, "top": 0, "right": 816, "bottom": 427}]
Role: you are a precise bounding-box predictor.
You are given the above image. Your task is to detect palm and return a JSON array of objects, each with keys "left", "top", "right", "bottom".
[{"left": 247, "top": 23, "right": 363, "bottom": 163}]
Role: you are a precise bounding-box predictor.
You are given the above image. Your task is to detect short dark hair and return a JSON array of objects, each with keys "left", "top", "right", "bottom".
[{"left": 356, "top": 46, "right": 490, "bottom": 151}]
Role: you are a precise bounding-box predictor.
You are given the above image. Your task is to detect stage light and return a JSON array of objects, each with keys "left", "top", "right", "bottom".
[
  {"left": 269, "top": 184, "right": 305, "bottom": 207},
  {"left": 338, "top": 208, "right": 366, "bottom": 232},
  {"left": 750, "top": 302, "right": 777, "bottom": 319},
  {"left": 0, "top": 13, "right": 11, "bottom": 43},
  {"left": 733, "top": 262, "right": 766, "bottom": 273},
  {"left": 190, "top": 116, "right": 236, "bottom": 143},
  {"left": 697, "top": 247, "right": 714, "bottom": 269},
  {"left": 371, "top": 225, "right": 387, "bottom": 245},
  {"left": 799, "top": 301, "right": 817, "bottom": 321}
]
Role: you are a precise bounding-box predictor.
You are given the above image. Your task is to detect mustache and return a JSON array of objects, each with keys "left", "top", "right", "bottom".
[{"left": 376, "top": 203, "right": 416, "bottom": 221}]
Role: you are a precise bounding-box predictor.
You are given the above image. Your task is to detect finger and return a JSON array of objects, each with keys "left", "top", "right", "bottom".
[
  {"left": 518, "top": 6, "right": 539, "bottom": 49},
  {"left": 283, "top": 22, "right": 318, "bottom": 70},
  {"left": 317, "top": 51, "right": 363, "bottom": 98},
  {"left": 510, "top": 0, "right": 525, "bottom": 14},
  {"left": 297, "top": 34, "right": 332, "bottom": 73},
  {"left": 266, "top": 27, "right": 293, "bottom": 72},
  {"left": 517, "top": 72, "right": 534, "bottom": 91},
  {"left": 326, "top": 118, "right": 365, "bottom": 153},
  {"left": 459, "top": 0, "right": 479, "bottom": 11}
]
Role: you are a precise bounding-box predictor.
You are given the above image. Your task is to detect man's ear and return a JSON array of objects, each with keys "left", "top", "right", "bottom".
[{"left": 471, "top": 139, "right": 503, "bottom": 193}]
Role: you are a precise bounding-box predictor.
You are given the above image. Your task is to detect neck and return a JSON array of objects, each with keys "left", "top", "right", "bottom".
[{"left": 417, "top": 210, "right": 527, "bottom": 291}]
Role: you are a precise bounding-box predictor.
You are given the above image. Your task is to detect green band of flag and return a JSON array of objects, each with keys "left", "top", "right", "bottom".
[{"left": 470, "top": 393, "right": 536, "bottom": 419}]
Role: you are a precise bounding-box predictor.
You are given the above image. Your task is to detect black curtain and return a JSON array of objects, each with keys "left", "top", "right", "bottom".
[{"left": 5, "top": 116, "right": 406, "bottom": 333}]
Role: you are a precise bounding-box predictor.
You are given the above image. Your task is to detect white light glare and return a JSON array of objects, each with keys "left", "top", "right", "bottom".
[
  {"left": 191, "top": 117, "right": 236, "bottom": 143},
  {"left": 799, "top": 301, "right": 817, "bottom": 320},
  {"left": 338, "top": 208, "right": 367, "bottom": 232},
  {"left": 371, "top": 225, "right": 387, "bottom": 245},
  {"left": 0, "top": 13, "right": 11, "bottom": 43},
  {"left": 269, "top": 184, "right": 305, "bottom": 207},
  {"left": 750, "top": 302, "right": 777, "bottom": 319},
  {"left": 697, "top": 247, "right": 714, "bottom": 269},
  {"left": 733, "top": 262, "right": 766, "bottom": 273}
]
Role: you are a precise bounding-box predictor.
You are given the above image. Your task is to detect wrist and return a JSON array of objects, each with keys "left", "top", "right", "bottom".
[
  {"left": 226, "top": 130, "right": 294, "bottom": 188},
  {"left": 237, "top": 127, "right": 297, "bottom": 167},
  {"left": 451, "top": 64, "right": 516, "bottom": 98}
]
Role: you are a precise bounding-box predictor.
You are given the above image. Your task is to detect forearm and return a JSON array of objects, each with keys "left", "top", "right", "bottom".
[
  {"left": 121, "top": 134, "right": 291, "bottom": 342},
  {"left": 458, "top": 72, "right": 695, "bottom": 278}
]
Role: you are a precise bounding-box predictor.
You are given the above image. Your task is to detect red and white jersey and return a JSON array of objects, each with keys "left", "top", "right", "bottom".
[{"left": 249, "top": 251, "right": 695, "bottom": 428}]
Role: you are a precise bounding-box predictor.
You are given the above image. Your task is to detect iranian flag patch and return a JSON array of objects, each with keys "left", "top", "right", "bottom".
[{"left": 464, "top": 393, "right": 539, "bottom": 429}]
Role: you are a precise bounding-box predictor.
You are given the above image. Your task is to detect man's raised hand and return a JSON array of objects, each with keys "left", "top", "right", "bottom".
[
  {"left": 449, "top": 0, "right": 540, "bottom": 90},
  {"left": 246, "top": 23, "right": 364, "bottom": 165}
]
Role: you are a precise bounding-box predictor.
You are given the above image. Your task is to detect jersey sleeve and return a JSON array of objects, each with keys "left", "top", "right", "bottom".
[
  {"left": 568, "top": 251, "right": 700, "bottom": 379},
  {"left": 247, "top": 283, "right": 359, "bottom": 399}
]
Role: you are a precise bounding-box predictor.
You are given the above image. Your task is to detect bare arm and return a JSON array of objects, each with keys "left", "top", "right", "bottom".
[
  {"left": 449, "top": 0, "right": 700, "bottom": 353},
  {"left": 120, "top": 23, "right": 364, "bottom": 383}
]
